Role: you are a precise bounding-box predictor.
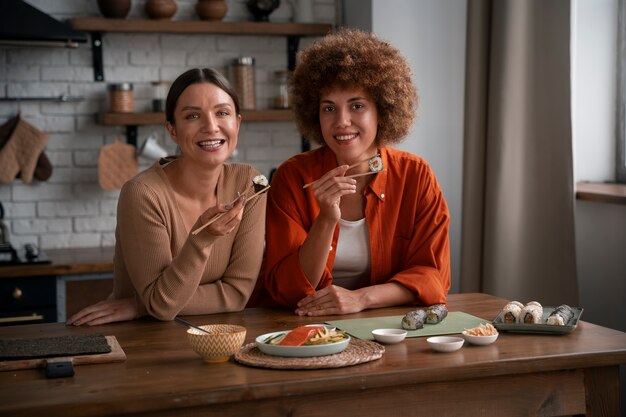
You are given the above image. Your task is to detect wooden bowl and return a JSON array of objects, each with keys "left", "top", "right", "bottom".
[{"left": 186, "top": 324, "right": 246, "bottom": 363}]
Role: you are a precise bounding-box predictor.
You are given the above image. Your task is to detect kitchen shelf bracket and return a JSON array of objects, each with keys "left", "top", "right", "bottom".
[
  {"left": 91, "top": 32, "right": 104, "bottom": 82},
  {"left": 126, "top": 125, "right": 138, "bottom": 147},
  {"left": 287, "top": 35, "right": 300, "bottom": 71}
]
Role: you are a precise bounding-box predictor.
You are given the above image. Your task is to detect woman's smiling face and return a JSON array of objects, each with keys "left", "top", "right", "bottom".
[
  {"left": 318, "top": 85, "right": 379, "bottom": 166},
  {"left": 166, "top": 82, "right": 241, "bottom": 167}
]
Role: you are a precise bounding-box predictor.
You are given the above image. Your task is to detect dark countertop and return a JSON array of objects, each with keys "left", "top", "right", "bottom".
[{"left": 0, "top": 246, "right": 114, "bottom": 278}]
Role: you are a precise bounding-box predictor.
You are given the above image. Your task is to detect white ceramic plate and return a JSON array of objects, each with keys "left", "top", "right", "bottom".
[
  {"left": 462, "top": 330, "right": 498, "bottom": 346},
  {"left": 256, "top": 331, "right": 350, "bottom": 357}
]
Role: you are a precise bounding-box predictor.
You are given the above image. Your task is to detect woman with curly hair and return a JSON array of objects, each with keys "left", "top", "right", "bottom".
[{"left": 251, "top": 28, "right": 450, "bottom": 316}]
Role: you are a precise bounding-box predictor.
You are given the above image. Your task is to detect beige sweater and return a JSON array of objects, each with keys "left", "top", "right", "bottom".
[{"left": 112, "top": 159, "right": 266, "bottom": 320}]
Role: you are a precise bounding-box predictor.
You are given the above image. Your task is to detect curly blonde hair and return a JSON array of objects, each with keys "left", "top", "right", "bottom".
[{"left": 290, "top": 28, "right": 417, "bottom": 146}]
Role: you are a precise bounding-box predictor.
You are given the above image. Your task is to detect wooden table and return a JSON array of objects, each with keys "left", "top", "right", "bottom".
[{"left": 0, "top": 293, "right": 625, "bottom": 417}]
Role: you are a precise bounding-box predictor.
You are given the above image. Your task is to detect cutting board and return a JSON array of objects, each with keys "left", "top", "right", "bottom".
[{"left": 0, "top": 336, "right": 126, "bottom": 372}]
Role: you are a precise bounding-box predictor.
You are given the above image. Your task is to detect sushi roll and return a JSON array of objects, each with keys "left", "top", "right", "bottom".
[
  {"left": 501, "top": 301, "right": 524, "bottom": 323},
  {"left": 252, "top": 174, "right": 269, "bottom": 193},
  {"left": 520, "top": 301, "right": 543, "bottom": 324},
  {"left": 425, "top": 304, "right": 448, "bottom": 324},
  {"left": 402, "top": 309, "right": 426, "bottom": 330},
  {"left": 546, "top": 304, "right": 574, "bottom": 326},
  {"left": 368, "top": 155, "right": 383, "bottom": 172}
]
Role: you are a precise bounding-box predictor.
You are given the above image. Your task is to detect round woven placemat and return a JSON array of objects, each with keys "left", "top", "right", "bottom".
[{"left": 234, "top": 338, "right": 385, "bottom": 370}]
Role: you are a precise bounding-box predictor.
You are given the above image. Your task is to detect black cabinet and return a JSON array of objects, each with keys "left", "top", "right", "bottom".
[{"left": 0, "top": 276, "right": 56, "bottom": 326}]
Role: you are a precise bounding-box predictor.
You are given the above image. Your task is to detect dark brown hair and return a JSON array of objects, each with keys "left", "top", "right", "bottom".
[
  {"left": 165, "top": 68, "right": 240, "bottom": 124},
  {"left": 291, "top": 28, "right": 417, "bottom": 146}
]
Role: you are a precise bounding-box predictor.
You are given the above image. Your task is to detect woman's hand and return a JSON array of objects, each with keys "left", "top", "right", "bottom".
[
  {"left": 199, "top": 194, "right": 245, "bottom": 236},
  {"left": 66, "top": 297, "right": 138, "bottom": 326},
  {"left": 295, "top": 285, "right": 365, "bottom": 316},
  {"left": 310, "top": 165, "right": 356, "bottom": 222}
]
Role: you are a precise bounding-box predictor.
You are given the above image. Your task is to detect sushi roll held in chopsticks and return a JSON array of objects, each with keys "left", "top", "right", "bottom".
[
  {"left": 546, "top": 304, "right": 575, "bottom": 326},
  {"left": 252, "top": 174, "right": 269, "bottom": 193},
  {"left": 519, "top": 301, "right": 543, "bottom": 324},
  {"left": 368, "top": 155, "right": 383, "bottom": 172}
]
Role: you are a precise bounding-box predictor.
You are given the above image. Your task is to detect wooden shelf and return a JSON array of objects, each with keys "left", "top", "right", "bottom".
[
  {"left": 576, "top": 181, "right": 626, "bottom": 205},
  {"left": 71, "top": 18, "right": 332, "bottom": 36},
  {"left": 101, "top": 110, "right": 294, "bottom": 126}
]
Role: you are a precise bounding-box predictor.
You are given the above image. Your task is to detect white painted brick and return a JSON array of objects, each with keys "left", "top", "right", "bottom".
[
  {"left": 42, "top": 66, "right": 93, "bottom": 82},
  {"left": 3, "top": 202, "right": 36, "bottom": 219},
  {"left": 100, "top": 200, "right": 118, "bottom": 216},
  {"left": 187, "top": 51, "right": 235, "bottom": 67},
  {"left": 73, "top": 183, "right": 121, "bottom": 200},
  {"left": 130, "top": 51, "right": 162, "bottom": 66},
  {"left": 0, "top": 187, "right": 10, "bottom": 201},
  {"left": 161, "top": 50, "right": 188, "bottom": 66},
  {"left": 38, "top": 201, "right": 100, "bottom": 218},
  {"left": 47, "top": 133, "right": 104, "bottom": 151},
  {"left": 5, "top": 66, "right": 39, "bottom": 82},
  {"left": 13, "top": 218, "right": 72, "bottom": 234},
  {"left": 74, "top": 150, "right": 100, "bottom": 167},
  {"left": 46, "top": 150, "right": 73, "bottom": 167},
  {"left": 106, "top": 34, "right": 160, "bottom": 51},
  {"left": 101, "top": 233, "right": 116, "bottom": 247},
  {"left": 161, "top": 34, "right": 218, "bottom": 51},
  {"left": 48, "top": 167, "right": 98, "bottom": 184},
  {"left": 40, "top": 102, "right": 81, "bottom": 116},
  {"left": 7, "top": 49, "right": 69, "bottom": 66},
  {"left": 41, "top": 233, "right": 101, "bottom": 249},
  {"left": 102, "top": 49, "right": 130, "bottom": 67},
  {"left": 218, "top": 36, "right": 281, "bottom": 53},
  {"left": 75, "top": 216, "right": 116, "bottom": 232},
  {"left": 316, "top": 3, "right": 337, "bottom": 22},
  {"left": 70, "top": 49, "right": 93, "bottom": 67},
  {"left": 104, "top": 67, "right": 160, "bottom": 84},
  {"left": 9, "top": 235, "right": 40, "bottom": 249},
  {"left": 7, "top": 82, "right": 68, "bottom": 98},
  {"left": 31, "top": 115, "right": 75, "bottom": 133},
  {"left": 13, "top": 184, "right": 73, "bottom": 201}
]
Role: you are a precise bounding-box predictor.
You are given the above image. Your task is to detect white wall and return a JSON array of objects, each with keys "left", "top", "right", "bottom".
[{"left": 344, "top": 0, "right": 467, "bottom": 294}]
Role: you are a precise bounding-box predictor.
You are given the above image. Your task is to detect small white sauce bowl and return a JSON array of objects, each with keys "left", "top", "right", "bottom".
[
  {"left": 462, "top": 331, "right": 498, "bottom": 346},
  {"left": 372, "top": 328, "right": 408, "bottom": 344},
  {"left": 427, "top": 336, "right": 464, "bottom": 352}
]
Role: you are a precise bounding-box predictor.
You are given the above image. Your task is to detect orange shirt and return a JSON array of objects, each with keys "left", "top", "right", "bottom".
[{"left": 250, "top": 146, "right": 450, "bottom": 309}]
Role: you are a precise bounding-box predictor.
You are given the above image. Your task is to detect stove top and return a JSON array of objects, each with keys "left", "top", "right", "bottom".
[{"left": 0, "top": 242, "right": 51, "bottom": 265}]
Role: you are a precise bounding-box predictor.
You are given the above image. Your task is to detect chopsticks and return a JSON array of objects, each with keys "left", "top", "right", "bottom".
[
  {"left": 302, "top": 155, "right": 380, "bottom": 189},
  {"left": 345, "top": 169, "right": 386, "bottom": 179},
  {"left": 174, "top": 317, "right": 211, "bottom": 334},
  {"left": 190, "top": 185, "right": 270, "bottom": 236}
]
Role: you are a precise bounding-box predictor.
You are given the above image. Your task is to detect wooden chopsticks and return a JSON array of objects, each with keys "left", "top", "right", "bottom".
[
  {"left": 190, "top": 185, "right": 270, "bottom": 236},
  {"left": 302, "top": 155, "right": 380, "bottom": 189}
]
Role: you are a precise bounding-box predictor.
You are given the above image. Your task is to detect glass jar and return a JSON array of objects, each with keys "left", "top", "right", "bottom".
[
  {"left": 273, "top": 70, "right": 291, "bottom": 109},
  {"left": 108, "top": 83, "right": 134, "bottom": 113},
  {"left": 230, "top": 57, "right": 256, "bottom": 110},
  {"left": 151, "top": 81, "right": 170, "bottom": 112}
]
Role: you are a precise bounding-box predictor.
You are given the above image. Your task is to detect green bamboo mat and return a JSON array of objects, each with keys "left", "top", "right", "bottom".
[{"left": 327, "top": 311, "right": 489, "bottom": 340}]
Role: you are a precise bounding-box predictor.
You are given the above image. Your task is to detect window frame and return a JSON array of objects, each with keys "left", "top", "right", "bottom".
[{"left": 617, "top": 0, "right": 626, "bottom": 183}]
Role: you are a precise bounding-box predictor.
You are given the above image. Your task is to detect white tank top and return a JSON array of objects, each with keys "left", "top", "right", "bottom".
[{"left": 332, "top": 218, "right": 371, "bottom": 289}]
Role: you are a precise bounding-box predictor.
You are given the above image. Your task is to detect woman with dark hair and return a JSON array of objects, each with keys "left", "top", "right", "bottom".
[
  {"left": 251, "top": 29, "right": 450, "bottom": 316},
  {"left": 68, "top": 68, "right": 266, "bottom": 325}
]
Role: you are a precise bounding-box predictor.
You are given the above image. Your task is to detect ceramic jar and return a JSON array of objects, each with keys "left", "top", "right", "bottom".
[
  {"left": 145, "top": 0, "right": 177, "bottom": 20},
  {"left": 97, "top": 0, "right": 131, "bottom": 18},
  {"left": 195, "top": 0, "right": 228, "bottom": 21}
]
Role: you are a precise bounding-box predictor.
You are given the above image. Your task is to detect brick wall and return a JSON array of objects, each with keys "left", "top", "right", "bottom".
[{"left": 0, "top": 0, "right": 336, "bottom": 249}]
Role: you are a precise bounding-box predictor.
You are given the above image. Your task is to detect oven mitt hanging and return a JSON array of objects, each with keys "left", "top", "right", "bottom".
[
  {"left": 98, "top": 138, "right": 138, "bottom": 190},
  {"left": 0, "top": 114, "right": 50, "bottom": 184}
]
